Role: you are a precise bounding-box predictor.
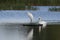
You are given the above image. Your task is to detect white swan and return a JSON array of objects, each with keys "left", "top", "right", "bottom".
[{"left": 38, "top": 17, "right": 47, "bottom": 32}]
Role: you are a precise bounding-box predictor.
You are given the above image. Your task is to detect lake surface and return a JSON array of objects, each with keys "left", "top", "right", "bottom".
[
  {"left": 0, "top": 25, "right": 28, "bottom": 40},
  {"left": 0, "top": 6, "right": 60, "bottom": 23}
]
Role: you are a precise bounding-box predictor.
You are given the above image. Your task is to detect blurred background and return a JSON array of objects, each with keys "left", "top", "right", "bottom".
[{"left": 0, "top": 0, "right": 60, "bottom": 40}]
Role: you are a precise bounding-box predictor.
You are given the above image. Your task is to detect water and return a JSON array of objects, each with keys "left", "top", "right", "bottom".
[
  {"left": 0, "top": 25, "right": 28, "bottom": 40},
  {"left": 0, "top": 6, "right": 60, "bottom": 22}
]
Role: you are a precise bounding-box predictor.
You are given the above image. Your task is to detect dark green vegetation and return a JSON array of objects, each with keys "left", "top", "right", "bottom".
[
  {"left": 45, "top": 25, "right": 60, "bottom": 40},
  {"left": 49, "top": 7, "right": 60, "bottom": 12},
  {"left": 0, "top": 0, "right": 60, "bottom": 10},
  {"left": 33, "top": 24, "right": 60, "bottom": 40}
]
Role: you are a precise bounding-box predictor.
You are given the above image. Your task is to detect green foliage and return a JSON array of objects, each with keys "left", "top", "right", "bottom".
[{"left": 0, "top": 0, "right": 60, "bottom": 10}]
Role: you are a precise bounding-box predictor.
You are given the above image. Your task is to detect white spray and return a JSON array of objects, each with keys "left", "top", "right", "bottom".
[{"left": 27, "top": 12, "right": 33, "bottom": 23}]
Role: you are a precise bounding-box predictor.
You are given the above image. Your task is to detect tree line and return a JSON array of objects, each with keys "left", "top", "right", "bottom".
[
  {"left": 0, "top": 0, "right": 60, "bottom": 10},
  {"left": 0, "top": 0, "right": 60, "bottom": 6}
]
